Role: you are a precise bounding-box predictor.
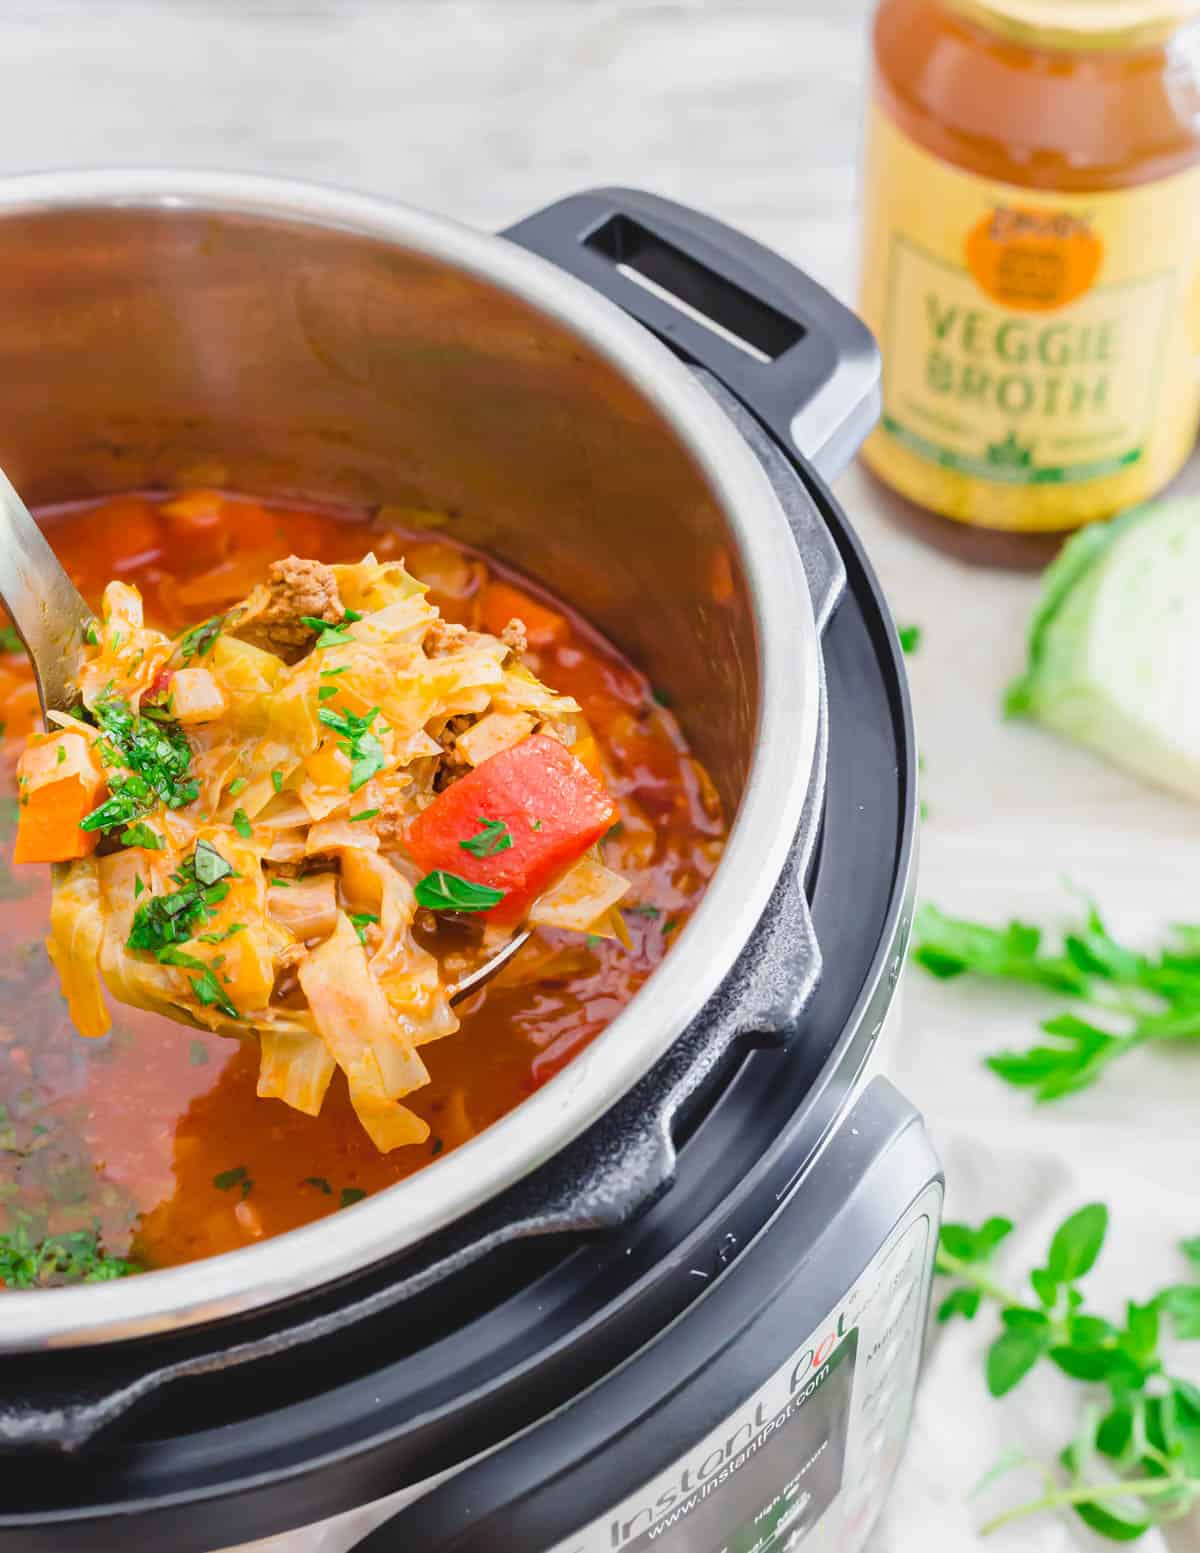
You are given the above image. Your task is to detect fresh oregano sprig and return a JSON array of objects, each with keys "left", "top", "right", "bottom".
[
  {"left": 913, "top": 900, "right": 1200, "bottom": 1102},
  {"left": 937, "top": 1204, "right": 1200, "bottom": 1540}
]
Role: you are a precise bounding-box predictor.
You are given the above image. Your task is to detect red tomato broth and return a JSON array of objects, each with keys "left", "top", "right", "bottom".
[{"left": 0, "top": 492, "right": 725, "bottom": 1273}]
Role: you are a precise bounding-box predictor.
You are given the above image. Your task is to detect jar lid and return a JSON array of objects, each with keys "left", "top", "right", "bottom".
[{"left": 941, "top": 0, "right": 1200, "bottom": 49}]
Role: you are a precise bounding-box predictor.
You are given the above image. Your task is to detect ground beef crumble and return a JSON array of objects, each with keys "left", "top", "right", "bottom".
[{"left": 233, "top": 556, "right": 344, "bottom": 660}]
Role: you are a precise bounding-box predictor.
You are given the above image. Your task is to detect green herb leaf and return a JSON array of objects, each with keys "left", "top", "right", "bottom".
[
  {"left": 937, "top": 1287, "right": 982, "bottom": 1322},
  {"left": 350, "top": 808, "right": 379, "bottom": 822},
  {"left": 1157, "top": 1284, "right": 1200, "bottom": 1341},
  {"left": 1048, "top": 1203, "right": 1108, "bottom": 1284},
  {"left": 0, "top": 1225, "right": 137, "bottom": 1288},
  {"left": 80, "top": 696, "right": 198, "bottom": 834},
  {"left": 232, "top": 807, "right": 252, "bottom": 840},
  {"left": 157, "top": 944, "right": 240, "bottom": 1019},
  {"left": 340, "top": 1187, "right": 366, "bottom": 1208},
  {"left": 303, "top": 1176, "right": 332, "bottom": 1194},
  {"left": 193, "top": 838, "right": 233, "bottom": 886},
  {"left": 271, "top": 769, "right": 283, "bottom": 794},
  {"left": 176, "top": 614, "right": 225, "bottom": 661},
  {"left": 458, "top": 817, "right": 513, "bottom": 858},
  {"left": 228, "top": 776, "right": 248, "bottom": 797},
  {"left": 987, "top": 1325, "right": 1050, "bottom": 1396},
  {"left": 300, "top": 613, "right": 357, "bottom": 648},
  {"left": 899, "top": 624, "right": 922, "bottom": 654},
  {"left": 120, "top": 821, "right": 162, "bottom": 850},
  {"left": 213, "top": 1165, "right": 248, "bottom": 1191},
  {"left": 198, "top": 922, "right": 245, "bottom": 945},
  {"left": 349, "top": 911, "right": 379, "bottom": 945},
  {"left": 414, "top": 870, "right": 505, "bottom": 913}
]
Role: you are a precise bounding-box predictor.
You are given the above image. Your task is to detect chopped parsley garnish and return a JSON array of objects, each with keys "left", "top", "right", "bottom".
[
  {"left": 633, "top": 904, "right": 661, "bottom": 920},
  {"left": 83, "top": 622, "right": 99, "bottom": 647},
  {"left": 176, "top": 614, "right": 225, "bottom": 661},
  {"left": 80, "top": 695, "right": 198, "bottom": 836},
  {"left": 414, "top": 870, "right": 505, "bottom": 913},
  {"left": 530, "top": 818, "right": 543, "bottom": 831},
  {"left": 318, "top": 684, "right": 338, "bottom": 701},
  {"left": 350, "top": 808, "right": 379, "bottom": 822},
  {"left": 158, "top": 947, "right": 240, "bottom": 1018},
  {"left": 318, "top": 703, "right": 386, "bottom": 793},
  {"left": 193, "top": 838, "right": 233, "bottom": 886},
  {"left": 459, "top": 817, "right": 513, "bottom": 858},
  {"left": 212, "top": 1164, "right": 253, "bottom": 1197},
  {"left": 232, "top": 807, "right": 252, "bottom": 839},
  {"left": 340, "top": 1187, "right": 367, "bottom": 1208},
  {"left": 55, "top": 745, "right": 67, "bottom": 766},
  {"left": 0, "top": 626, "right": 21, "bottom": 655},
  {"left": 664, "top": 919, "right": 679, "bottom": 935},
  {"left": 227, "top": 776, "right": 248, "bottom": 797},
  {"left": 271, "top": 769, "right": 284, "bottom": 794},
  {"left": 198, "top": 922, "right": 245, "bottom": 945},
  {"left": 134, "top": 875, "right": 144, "bottom": 898},
  {"left": 430, "top": 1137, "right": 444, "bottom": 1157},
  {"left": 120, "top": 821, "right": 162, "bottom": 850},
  {"left": 300, "top": 611, "right": 359, "bottom": 648},
  {"left": 0, "top": 1225, "right": 137, "bottom": 1288},
  {"left": 269, "top": 877, "right": 292, "bottom": 888},
  {"left": 303, "top": 1176, "right": 332, "bottom": 1195},
  {"left": 126, "top": 848, "right": 234, "bottom": 954},
  {"left": 349, "top": 911, "right": 379, "bottom": 945},
  {"left": 320, "top": 665, "right": 349, "bottom": 678}
]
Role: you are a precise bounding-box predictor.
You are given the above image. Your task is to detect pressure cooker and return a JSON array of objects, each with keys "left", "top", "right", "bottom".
[{"left": 0, "top": 175, "right": 934, "bottom": 1553}]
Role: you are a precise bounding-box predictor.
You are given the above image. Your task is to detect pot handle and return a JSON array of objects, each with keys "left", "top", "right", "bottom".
[{"left": 502, "top": 187, "right": 880, "bottom": 480}]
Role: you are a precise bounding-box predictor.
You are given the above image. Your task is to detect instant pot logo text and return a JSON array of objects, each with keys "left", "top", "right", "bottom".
[{"left": 607, "top": 1312, "right": 851, "bottom": 1547}]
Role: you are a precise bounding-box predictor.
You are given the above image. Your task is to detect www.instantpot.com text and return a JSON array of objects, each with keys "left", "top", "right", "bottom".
[{"left": 607, "top": 1311, "right": 851, "bottom": 1547}]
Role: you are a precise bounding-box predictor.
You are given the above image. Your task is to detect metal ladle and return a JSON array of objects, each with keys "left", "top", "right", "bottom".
[
  {"left": 0, "top": 467, "right": 526, "bottom": 1003},
  {"left": 0, "top": 467, "right": 93, "bottom": 717}
]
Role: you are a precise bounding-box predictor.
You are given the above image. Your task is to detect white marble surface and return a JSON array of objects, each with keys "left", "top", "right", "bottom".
[{"left": 6, "top": 3, "right": 1198, "bottom": 1550}]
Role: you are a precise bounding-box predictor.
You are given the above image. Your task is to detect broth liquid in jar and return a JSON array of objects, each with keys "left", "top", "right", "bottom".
[{"left": 859, "top": 0, "right": 1200, "bottom": 565}]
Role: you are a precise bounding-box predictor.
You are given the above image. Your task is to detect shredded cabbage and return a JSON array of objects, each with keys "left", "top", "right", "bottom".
[{"left": 31, "top": 553, "right": 625, "bottom": 1151}]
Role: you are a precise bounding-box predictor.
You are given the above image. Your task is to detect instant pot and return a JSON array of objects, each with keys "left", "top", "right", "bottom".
[{"left": 0, "top": 178, "right": 934, "bottom": 1553}]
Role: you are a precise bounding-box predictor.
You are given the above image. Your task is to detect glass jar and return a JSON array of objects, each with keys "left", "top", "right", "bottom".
[{"left": 859, "top": 0, "right": 1200, "bottom": 566}]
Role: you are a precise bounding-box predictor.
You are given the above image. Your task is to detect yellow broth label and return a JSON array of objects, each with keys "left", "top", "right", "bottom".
[{"left": 858, "top": 104, "right": 1200, "bottom": 530}]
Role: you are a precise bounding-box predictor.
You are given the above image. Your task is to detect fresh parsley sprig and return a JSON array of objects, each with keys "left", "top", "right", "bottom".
[
  {"left": 937, "top": 1206, "right": 1200, "bottom": 1540},
  {"left": 913, "top": 901, "right": 1200, "bottom": 1101}
]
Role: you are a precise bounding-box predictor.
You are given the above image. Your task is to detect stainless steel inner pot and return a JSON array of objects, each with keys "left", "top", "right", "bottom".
[{"left": 0, "top": 172, "right": 818, "bottom": 1350}]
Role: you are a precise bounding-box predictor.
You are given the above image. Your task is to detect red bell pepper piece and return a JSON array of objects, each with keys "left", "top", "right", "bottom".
[{"left": 405, "top": 735, "right": 616, "bottom": 925}]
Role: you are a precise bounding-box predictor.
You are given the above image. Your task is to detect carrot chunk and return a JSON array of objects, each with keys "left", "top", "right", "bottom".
[
  {"left": 405, "top": 734, "right": 615, "bottom": 924},
  {"left": 13, "top": 732, "right": 107, "bottom": 864},
  {"left": 479, "top": 581, "right": 568, "bottom": 649}
]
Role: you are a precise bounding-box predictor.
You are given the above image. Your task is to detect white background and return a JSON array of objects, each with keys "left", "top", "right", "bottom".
[{"left": 4, "top": 3, "right": 1199, "bottom": 1548}]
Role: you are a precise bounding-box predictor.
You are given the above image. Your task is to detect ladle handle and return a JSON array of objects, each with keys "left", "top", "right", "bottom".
[
  {"left": 502, "top": 187, "right": 880, "bottom": 481},
  {"left": 0, "top": 468, "right": 92, "bottom": 717}
]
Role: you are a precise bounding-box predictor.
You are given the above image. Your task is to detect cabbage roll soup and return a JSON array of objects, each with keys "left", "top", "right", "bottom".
[{"left": 0, "top": 492, "right": 725, "bottom": 1286}]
